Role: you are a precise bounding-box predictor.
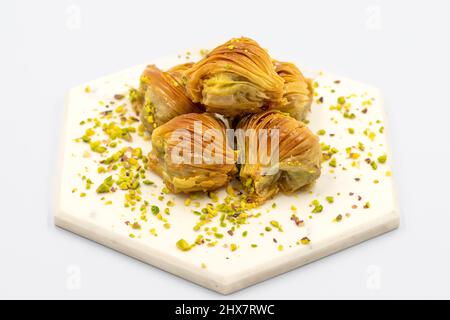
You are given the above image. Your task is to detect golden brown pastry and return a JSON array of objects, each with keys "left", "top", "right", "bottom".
[
  {"left": 270, "top": 61, "right": 314, "bottom": 121},
  {"left": 237, "top": 110, "right": 321, "bottom": 203},
  {"left": 185, "top": 37, "right": 285, "bottom": 117},
  {"left": 132, "top": 64, "right": 202, "bottom": 133},
  {"left": 148, "top": 113, "right": 237, "bottom": 193}
]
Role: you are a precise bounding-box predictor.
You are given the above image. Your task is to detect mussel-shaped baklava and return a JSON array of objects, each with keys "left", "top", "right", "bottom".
[
  {"left": 237, "top": 110, "right": 321, "bottom": 203},
  {"left": 185, "top": 37, "right": 285, "bottom": 117},
  {"left": 132, "top": 64, "right": 202, "bottom": 133},
  {"left": 270, "top": 61, "right": 314, "bottom": 121},
  {"left": 148, "top": 113, "right": 237, "bottom": 193}
]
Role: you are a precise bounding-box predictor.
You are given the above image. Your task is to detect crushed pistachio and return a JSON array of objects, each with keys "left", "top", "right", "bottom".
[
  {"left": 151, "top": 205, "right": 160, "bottom": 215},
  {"left": 131, "top": 222, "right": 141, "bottom": 230},
  {"left": 290, "top": 214, "right": 304, "bottom": 227},
  {"left": 311, "top": 200, "right": 323, "bottom": 213},
  {"left": 96, "top": 176, "right": 114, "bottom": 193},
  {"left": 89, "top": 141, "right": 107, "bottom": 153},
  {"left": 162, "top": 187, "right": 170, "bottom": 194},
  {"left": 176, "top": 239, "right": 191, "bottom": 251},
  {"left": 167, "top": 200, "right": 175, "bottom": 207},
  {"left": 371, "top": 161, "right": 378, "bottom": 170},
  {"left": 377, "top": 155, "right": 387, "bottom": 164},
  {"left": 358, "top": 142, "right": 365, "bottom": 151},
  {"left": 300, "top": 237, "right": 311, "bottom": 245},
  {"left": 270, "top": 220, "right": 283, "bottom": 232},
  {"left": 329, "top": 158, "right": 337, "bottom": 167}
]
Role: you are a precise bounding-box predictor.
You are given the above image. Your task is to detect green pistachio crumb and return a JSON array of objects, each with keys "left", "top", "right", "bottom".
[
  {"left": 151, "top": 205, "right": 160, "bottom": 215},
  {"left": 176, "top": 239, "right": 191, "bottom": 251},
  {"left": 89, "top": 141, "right": 107, "bottom": 153},
  {"left": 167, "top": 200, "right": 175, "bottom": 207},
  {"left": 311, "top": 200, "right": 323, "bottom": 213},
  {"left": 326, "top": 196, "right": 334, "bottom": 204},
  {"left": 377, "top": 155, "right": 387, "bottom": 164},
  {"left": 96, "top": 176, "right": 114, "bottom": 194},
  {"left": 270, "top": 220, "right": 283, "bottom": 231},
  {"left": 131, "top": 222, "right": 141, "bottom": 230},
  {"left": 162, "top": 187, "right": 170, "bottom": 194},
  {"left": 358, "top": 142, "right": 365, "bottom": 151},
  {"left": 329, "top": 158, "right": 337, "bottom": 167},
  {"left": 300, "top": 237, "right": 311, "bottom": 245},
  {"left": 337, "top": 96, "right": 346, "bottom": 105}
]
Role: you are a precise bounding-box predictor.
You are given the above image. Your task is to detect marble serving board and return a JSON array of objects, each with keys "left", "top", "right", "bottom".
[{"left": 55, "top": 49, "right": 399, "bottom": 294}]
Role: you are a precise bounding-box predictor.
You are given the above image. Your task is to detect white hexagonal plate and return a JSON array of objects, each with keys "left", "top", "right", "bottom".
[{"left": 55, "top": 50, "right": 399, "bottom": 294}]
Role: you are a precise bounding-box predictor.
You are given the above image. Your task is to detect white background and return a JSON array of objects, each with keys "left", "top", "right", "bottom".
[{"left": 1, "top": 0, "right": 449, "bottom": 299}]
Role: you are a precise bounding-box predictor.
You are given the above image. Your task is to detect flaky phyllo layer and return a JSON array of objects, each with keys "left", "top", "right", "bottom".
[
  {"left": 270, "top": 61, "right": 314, "bottom": 121},
  {"left": 131, "top": 37, "right": 321, "bottom": 203},
  {"left": 185, "top": 37, "right": 285, "bottom": 117},
  {"left": 237, "top": 110, "right": 321, "bottom": 203},
  {"left": 132, "top": 64, "right": 202, "bottom": 133},
  {"left": 149, "top": 113, "right": 237, "bottom": 193}
]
